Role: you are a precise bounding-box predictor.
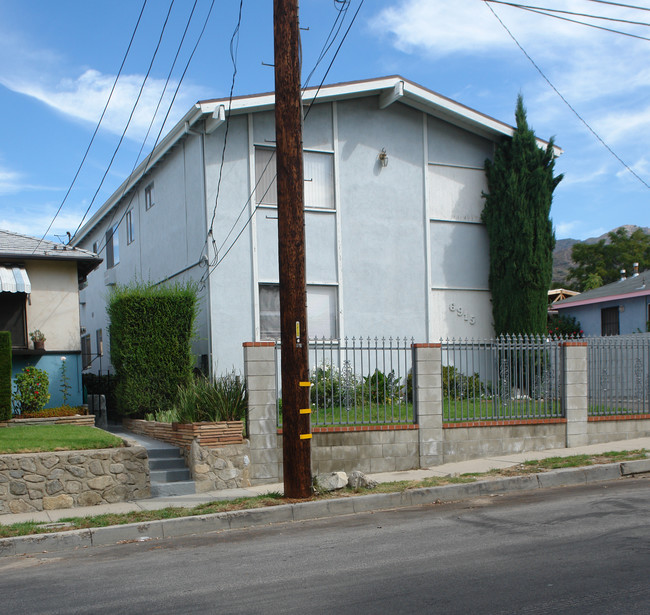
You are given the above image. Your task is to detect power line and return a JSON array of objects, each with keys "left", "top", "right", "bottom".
[
  {"left": 88, "top": 0, "right": 217, "bottom": 261},
  {"left": 583, "top": 0, "right": 650, "bottom": 11},
  {"left": 487, "top": 1, "right": 650, "bottom": 41},
  {"left": 90, "top": 0, "right": 203, "bottom": 258},
  {"left": 200, "top": 0, "right": 354, "bottom": 279},
  {"left": 206, "top": 0, "right": 245, "bottom": 253},
  {"left": 484, "top": 1, "right": 650, "bottom": 191},
  {"left": 71, "top": 0, "right": 177, "bottom": 240},
  {"left": 486, "top": 0, "right": 650, "bottom": 28},
  {"left": 33, "top": 0, "right": 148, "bottom": 253},
  {"left": 203, "top": 0, "right": 366, "bottom": 281}
]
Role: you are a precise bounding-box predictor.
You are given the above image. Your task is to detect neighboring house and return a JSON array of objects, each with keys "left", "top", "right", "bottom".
[
  {"left": 72, "top": 75, "right": 560, "bottom": 374},
  {"left": 548, "top": 288, "right": 579, "bottom": 311},
  {"left": 0, "top": 230, "right": 101, "bottom": 407},
  {"left": 554, "top": 268, "right": 650, "bottom": 335}
]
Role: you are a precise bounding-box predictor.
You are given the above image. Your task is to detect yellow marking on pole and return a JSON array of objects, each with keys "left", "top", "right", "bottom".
[
  {"left": 300, "top": 433, "right": 312, "bottom": 440},
  {"left": 299, "top": 381, "right": 311, "bottom": 387},
  {"left": 300, "top": 408, "right": 312, "bottom": 414}
]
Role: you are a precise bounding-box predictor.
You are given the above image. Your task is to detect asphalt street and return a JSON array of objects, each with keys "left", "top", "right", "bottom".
[{"left": 1, "top": 478, "right": 649, "bottom": 614}]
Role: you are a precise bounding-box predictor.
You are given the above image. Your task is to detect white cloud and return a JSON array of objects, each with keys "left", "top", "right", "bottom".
[
  {"left": 0, "top": 207, "right": 84, "bottom": 240},
  {"left": 0, "top": 69, "right": 199, "bottom": 142}
]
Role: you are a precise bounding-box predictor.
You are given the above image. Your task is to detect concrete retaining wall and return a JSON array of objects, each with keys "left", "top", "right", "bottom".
[
  {"left": 587, "top": 417, "right": 650, "bottom": 444},
  {"left": 442, "top": 422, "right": 566, "bottom": 463},
  {"left": 0, "top": 444, "right": 150, "bottom": 514}
]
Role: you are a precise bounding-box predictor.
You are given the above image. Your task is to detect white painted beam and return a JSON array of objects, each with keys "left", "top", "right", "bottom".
[
  {"left": 379, "top": 80, "right": 404, "bottom": 109},
  {"left": 205, "top": 104, "right": 226, "bottom": 134}
]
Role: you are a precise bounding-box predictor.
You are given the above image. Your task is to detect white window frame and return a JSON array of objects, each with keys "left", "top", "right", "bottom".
[
  {"left": 145, "top": 182, "right": 154, "bottom": 210},
  {"left": 126, "top": 210, "right": 134, "bottom": 245},
  {"left": 106, "top": 225, "right": 119, "bottom": 269},
  {"left": 258, "top": 283, "right": 338, "bottom": 341},
  {"left": 254, "top": 147, "right": 335, "bottom": 210}
]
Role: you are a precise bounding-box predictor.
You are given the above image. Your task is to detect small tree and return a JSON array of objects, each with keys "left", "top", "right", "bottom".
[
  {"left": 482, "top": 95, "right": 563, "bottom": 335},
  {"left": 0, "top": 332, "right": 11, "bottom": 420},
  {"left": 108, "top": 281, "right": 198, "bottom": 416}
]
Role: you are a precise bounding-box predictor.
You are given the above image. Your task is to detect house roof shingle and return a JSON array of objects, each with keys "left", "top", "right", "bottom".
[
  {"left": 555, "top": 272, "right": 650, "bottom": 309},
  {"left": 0, "top": 229, "right": 102, "bottom": 278}
]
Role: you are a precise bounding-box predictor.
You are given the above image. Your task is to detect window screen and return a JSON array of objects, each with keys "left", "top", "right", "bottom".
[{"left": 0, "top": 292, "right": 27, "bottom": 347}]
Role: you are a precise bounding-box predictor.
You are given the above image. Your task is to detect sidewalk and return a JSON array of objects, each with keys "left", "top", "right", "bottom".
[{"left": 2, "top": 436, "right": 649, "bottom": 527}]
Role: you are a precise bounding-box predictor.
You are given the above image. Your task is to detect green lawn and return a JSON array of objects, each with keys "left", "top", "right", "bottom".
[{"left": 0, "top": 425, "right": 124, "bottom": 454}]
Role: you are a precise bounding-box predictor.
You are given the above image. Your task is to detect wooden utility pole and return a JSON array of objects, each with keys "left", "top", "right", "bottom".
[{"left": 274, "top": 0, "right": 312, "bottom": 498}]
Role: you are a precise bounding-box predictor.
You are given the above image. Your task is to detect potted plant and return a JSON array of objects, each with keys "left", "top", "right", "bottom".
[{"left": 30, "top": 329, "right": 46, "bottom": 351}]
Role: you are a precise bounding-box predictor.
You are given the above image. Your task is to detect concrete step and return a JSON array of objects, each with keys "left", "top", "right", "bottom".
[
  {"left": 150, "top": 480, "right": 196, "bottom": 497},
  {"left": 148, "top": 448, "right": 184, "bottom": 460},
  {"left": 149, "top": 457, "right": 187, "bottom": 471},
  {"left": 150, "top": 468, "right": 191, "bottom": 483}
]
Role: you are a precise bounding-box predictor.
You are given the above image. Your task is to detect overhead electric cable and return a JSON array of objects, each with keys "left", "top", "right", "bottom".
[
  {"left": 206, "top": 0, "right": 244, "bottom": 245},
  {"left": 71, "top": 0, "right": 176, "bottom": 240},
  {"left": 34, "top": 0, "right": 148, "bottom": 252},
  {"left": 486, "top": 1, "right": 650, "bottom": 28},
  {"left": 90, "top": 0, "right": 202, "bottom": 256},
  {"left": 583, "top": 0, "right": 650, "bottom": 12},
  {"left": 84, "top": 0, "right": 217, "bottom": 261},
  {"left": 204, "top": 0, "right": 366, "bottom": 279},
  {"left": 488, "top": 2, "right": 650, "bottom": 41},
  {"left": 484, "top": 1, "right": 650, "bottom": 191}
]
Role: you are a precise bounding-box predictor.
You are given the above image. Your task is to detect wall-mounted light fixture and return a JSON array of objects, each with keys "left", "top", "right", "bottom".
[{"left": 378, "top": 148, "right": 388, "bottom": 167}]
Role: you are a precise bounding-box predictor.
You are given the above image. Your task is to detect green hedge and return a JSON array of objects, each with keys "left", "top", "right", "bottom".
[
  {"left": 108, "top": 282, "right": 198, "bottom": 416},
  {"left": 0, "top": 331, "right": 11, "bottom": 420}
]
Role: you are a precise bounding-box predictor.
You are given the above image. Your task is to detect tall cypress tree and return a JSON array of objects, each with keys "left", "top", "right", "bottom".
[{"left": 482, "top": 95, "right": 563, "bottom": 335}]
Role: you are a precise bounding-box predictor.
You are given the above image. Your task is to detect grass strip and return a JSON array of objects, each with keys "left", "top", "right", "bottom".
[
  {"left": 0, "top": 425, "right": 124, "bottom": 454},
  {"left": 0, "top": 449, "right": 646, "bottom": 539}
]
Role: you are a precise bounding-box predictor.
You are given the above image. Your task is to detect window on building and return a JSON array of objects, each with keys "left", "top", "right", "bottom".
[
  {"left": 96, "top": 329, "right": 103, "bottom": 357},
  {"left": 105, "top": 225, "right": 119, "bottom": 269},
  {"left": 81, "top": 334, "right": 92, "bottom": 369},
  {"left": 254, "top": 147, "right": 334, "bottom": 209},
  {"left": 259, "top": 284, "right": 338, "bottom": 340},
  {"left": 601, "top": 306, "right": 620, "bottom": 336},
  {"left": 0, "top": 292, "right": 27, "bottom": 348},
  {"left": 126, "top": 210, "right": 135, "bottom": 245},
  {"left": 145, "top": 183, "right": 154, "bottom": 210}
]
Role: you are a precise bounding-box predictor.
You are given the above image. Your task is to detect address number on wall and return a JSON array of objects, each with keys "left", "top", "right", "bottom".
[{"left": 449, "top": 303, "right": 476, "bottom": 325}]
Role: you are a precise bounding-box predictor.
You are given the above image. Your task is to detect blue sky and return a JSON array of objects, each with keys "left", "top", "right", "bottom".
[{"left": 0, "top": 0, "right": 648, "bottom": 242}]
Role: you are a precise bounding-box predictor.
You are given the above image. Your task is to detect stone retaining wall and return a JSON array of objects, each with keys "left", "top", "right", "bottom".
[
  {"left": 0, "top": 444, "right": 150, "bottom": 514},
  {"left": 587, "top": 416, "right": 650, "bottom": 444},
  {"left": 184, "top": 440, "right": 251, "bottom": 493}
]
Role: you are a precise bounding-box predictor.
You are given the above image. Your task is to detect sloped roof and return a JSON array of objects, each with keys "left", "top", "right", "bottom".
[
  {"left": 555, "top": 272, "right": 650, "bottom": 309},
  {"left": 0, "top": 229, "right": 102, "bottom": 278},
  {"left": 72, "top": 75, "right": 562, "bottom": 245}
]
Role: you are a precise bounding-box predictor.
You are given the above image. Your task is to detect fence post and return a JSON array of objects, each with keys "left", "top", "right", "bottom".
[
  {"left": 563, "top": 341, "right": 588, "bottom": 448},
  {"left": 243, "top": 342, "right": 281, "bottom": 485},
  {"left": 414, "top": 343, "right": 443, "bottom": 467}
]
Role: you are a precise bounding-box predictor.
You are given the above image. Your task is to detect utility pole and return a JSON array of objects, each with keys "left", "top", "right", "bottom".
[{"left": 274, "top": 0, "right": 312, "bottom": 498}]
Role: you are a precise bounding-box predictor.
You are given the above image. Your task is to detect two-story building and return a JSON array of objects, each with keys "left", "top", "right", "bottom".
[{"left": 72, "top": 76, "right": 560, "bottom": 374}]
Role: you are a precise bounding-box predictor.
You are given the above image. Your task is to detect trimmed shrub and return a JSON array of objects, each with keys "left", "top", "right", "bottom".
[
  {"left": 108, "top": 281, "right": 198, "bottom": 416},
  {"left": 0, "top": 331, "right": 11, "bottom": 420}
]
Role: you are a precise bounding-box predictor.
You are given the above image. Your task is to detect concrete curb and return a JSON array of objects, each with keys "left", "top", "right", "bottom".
[{"left": 2, "top": 459, "right": 648, "bottom": 558}]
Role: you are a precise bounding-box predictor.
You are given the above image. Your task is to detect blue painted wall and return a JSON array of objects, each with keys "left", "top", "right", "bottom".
[
  {"left": 11, "top": 353, "right": 83, "bottom": 411},
  {"left": 558, "top": 296, "right": 650, "bottom": 336}
]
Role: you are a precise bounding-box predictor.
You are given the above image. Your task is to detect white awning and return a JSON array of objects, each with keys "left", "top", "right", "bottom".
[{"left": 0, "top": 266, "right": 31, "bottom": 293}]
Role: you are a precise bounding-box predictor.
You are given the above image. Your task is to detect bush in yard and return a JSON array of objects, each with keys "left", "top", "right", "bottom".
[
  {"left": 0, "top": 331, "right": 11, "bottom": 420},
  {"left": 108, "top": 281, "right": 198, "bottom": 416},
  {"left": 547, "top": 313, "right": 583, "bottom": 338},
  {"left": 13, "top": 366, "right": 50, "bottom": 414}
]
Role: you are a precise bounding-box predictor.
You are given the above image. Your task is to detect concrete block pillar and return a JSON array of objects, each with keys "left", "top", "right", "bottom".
[
  {"left": 413, "top": 343, "right": 443, "bottom": 468},
  {"left": 563, "top": 341, "right": 588, "bottom": 448},
  {"left": 243, "top": 342, "right": 281, "bottom": 485}
]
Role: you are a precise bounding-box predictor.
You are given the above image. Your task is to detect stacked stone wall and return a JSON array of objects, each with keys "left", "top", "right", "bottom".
[
  {"left": 184, "top": 440, "right": 251, "bottom": 493},
  {"left": 0, "top": 445, "right": 150, "bottom": 514}
]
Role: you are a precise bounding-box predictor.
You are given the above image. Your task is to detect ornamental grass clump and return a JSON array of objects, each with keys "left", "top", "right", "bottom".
[
  {"left": 167, "top": 371, "right": 247, "bottom": 423},
  {"left": 13, "top": 366, "right": 50, "bottom": 414}
]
